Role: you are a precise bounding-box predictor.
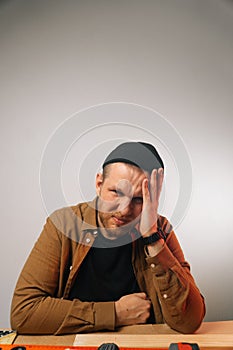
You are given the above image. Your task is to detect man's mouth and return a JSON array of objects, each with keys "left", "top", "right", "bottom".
[{"left": 112, "top": 216, "right": 128, "bottom": 225}]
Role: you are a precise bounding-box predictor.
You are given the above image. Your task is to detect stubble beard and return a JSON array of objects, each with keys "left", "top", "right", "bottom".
[{"left": 97, "top": 211, "right": 139, "bottom": 239}]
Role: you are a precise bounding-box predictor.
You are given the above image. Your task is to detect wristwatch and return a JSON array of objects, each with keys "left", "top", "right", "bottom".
[{"left": 142, "top": 228, "right": 165, "bottom": 246}]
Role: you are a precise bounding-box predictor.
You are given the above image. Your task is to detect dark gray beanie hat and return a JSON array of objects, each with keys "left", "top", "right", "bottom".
[{"left": 102, "top": 141, "right": 164, "bottom": 173}]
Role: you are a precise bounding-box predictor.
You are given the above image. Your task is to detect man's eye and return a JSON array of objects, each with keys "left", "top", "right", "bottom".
[
  {"left": 111, "top": 189, "right": 124, "bottom": 196},
  {"left": 133, "top": 197, "right": 143, "bottom": 204}
]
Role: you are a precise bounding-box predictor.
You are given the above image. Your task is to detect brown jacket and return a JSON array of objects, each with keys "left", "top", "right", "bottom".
[{"left": 11, "top": 199, "right": 205, "bottom": 335}]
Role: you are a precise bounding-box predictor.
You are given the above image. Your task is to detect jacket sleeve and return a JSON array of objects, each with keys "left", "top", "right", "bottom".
[
  {"left": 145, "top": 218, "right": 206, "bottom": 334},
  {"left": 10, "top": 217, "right": 115, "bottom": 335}
]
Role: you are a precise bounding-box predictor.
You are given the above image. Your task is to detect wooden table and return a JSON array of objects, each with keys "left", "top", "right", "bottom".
[{"left": 14, "top": 321, "right": 233, "bottom": 350}]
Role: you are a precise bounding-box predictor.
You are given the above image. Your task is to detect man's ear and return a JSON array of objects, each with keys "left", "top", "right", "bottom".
[{"left": 96, "top": 173, "right": 103, "bottom": 196}]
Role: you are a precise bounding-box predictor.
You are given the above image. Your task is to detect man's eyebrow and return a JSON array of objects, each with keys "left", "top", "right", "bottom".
[{"left": 133, "top": 194, "right": 143, "bottom": 198}]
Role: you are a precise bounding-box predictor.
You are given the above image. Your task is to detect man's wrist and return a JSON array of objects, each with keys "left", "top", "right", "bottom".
[
  {"left": 146, "top": 238, "right": 165, "bottom": 257},
  {"left": 141, "top": 224, "right": 158, "bottom": 238}
]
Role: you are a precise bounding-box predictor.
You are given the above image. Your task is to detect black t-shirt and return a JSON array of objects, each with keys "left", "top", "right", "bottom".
[{"left": 69, "top": 230, "right": 141, "bottom": 302}]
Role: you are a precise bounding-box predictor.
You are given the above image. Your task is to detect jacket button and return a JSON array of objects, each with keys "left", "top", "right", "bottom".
[
  {"left": 163, "top": 293, "right": 168, "bottom": 299},
  {"left": 150, "top": 263, "right": 155, "bottom": 268},
  {"left": 69, "top": 266, "right": 73, "bottom": 271},
  {"left": 86, "top": 238, "right": 91, "bottom": 244}
]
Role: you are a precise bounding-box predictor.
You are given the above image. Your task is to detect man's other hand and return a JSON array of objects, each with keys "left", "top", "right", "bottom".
[{"left": 115, "top": 292, "right": 151, "bottom": 326}]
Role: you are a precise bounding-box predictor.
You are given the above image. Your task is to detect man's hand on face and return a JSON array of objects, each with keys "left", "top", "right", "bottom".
[
  {"left": 139, "top": 168, "right": 164, "bottom": 237},
  {"left": 115, "top": 292, "right": 151, "bottom": 327}
]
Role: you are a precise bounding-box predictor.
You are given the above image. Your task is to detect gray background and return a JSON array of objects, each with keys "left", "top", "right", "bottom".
[{"left": 1, "top": 0, "right": 233, "bottom": 327}]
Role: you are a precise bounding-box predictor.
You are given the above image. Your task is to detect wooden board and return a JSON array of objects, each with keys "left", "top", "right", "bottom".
[{"left": 73, "top": 321, "right": 233, "bottom": 348}]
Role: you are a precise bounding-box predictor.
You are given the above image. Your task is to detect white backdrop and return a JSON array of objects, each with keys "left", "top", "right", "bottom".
[{"left": 0, "top": 0, "right": 233, "bottom": 327}]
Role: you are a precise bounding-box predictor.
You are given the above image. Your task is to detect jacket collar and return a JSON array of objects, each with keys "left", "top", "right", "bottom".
[{"left": 80, "top": 197, "right": 99, "bottom": 232}]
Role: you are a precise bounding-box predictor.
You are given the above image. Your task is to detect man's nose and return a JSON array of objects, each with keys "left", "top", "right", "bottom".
[{"left": 118, "top": 197, "right": 133, "bottom": 215}]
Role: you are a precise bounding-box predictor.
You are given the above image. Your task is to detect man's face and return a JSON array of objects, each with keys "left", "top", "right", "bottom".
[{"left": 96, "top": 162, "right": 149, "bottom": 239}]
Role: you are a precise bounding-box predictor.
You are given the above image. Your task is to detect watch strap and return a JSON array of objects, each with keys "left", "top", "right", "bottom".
[{"left": 142, "top": 227, "right": 165, "bottom": 246}]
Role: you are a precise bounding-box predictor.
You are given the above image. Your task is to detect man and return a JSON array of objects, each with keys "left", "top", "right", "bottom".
[{"left": 11, "top": 141, "right": 205, "bottom": 335}]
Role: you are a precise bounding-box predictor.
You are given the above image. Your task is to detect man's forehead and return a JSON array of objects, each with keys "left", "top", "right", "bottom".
[
  {"left": 105, "top": 163, "right": 149, "bottom": 193},
  {"left": 107, "top": 162, "right": 149, "bottom": 178}
]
